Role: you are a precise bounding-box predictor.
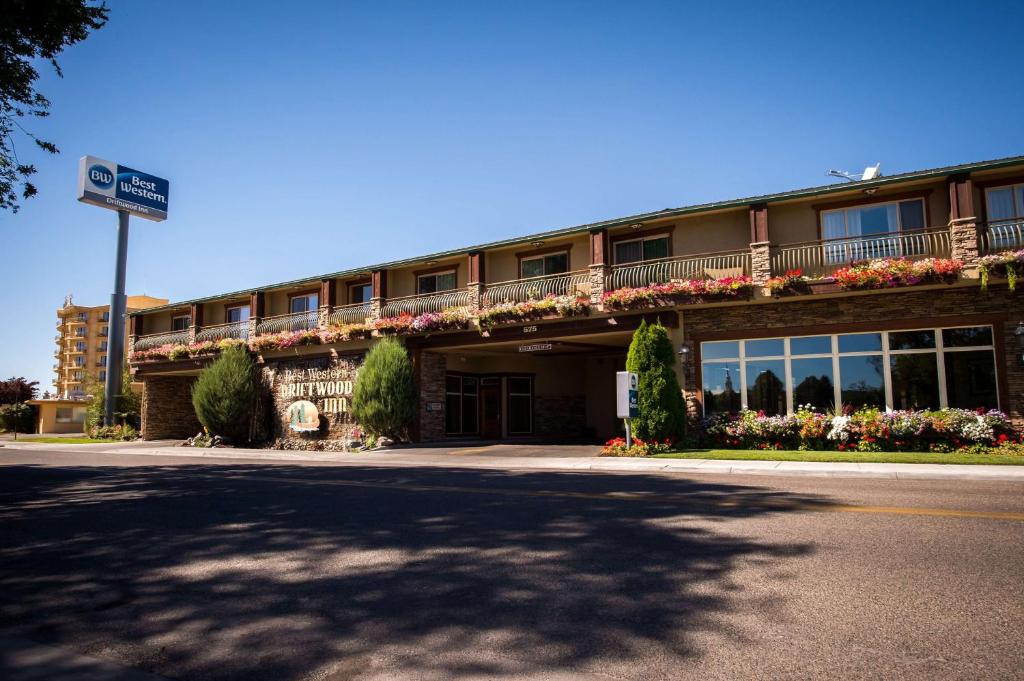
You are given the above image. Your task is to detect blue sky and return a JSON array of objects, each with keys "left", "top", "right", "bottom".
[{"left": 3, "top": 0, "right": 1023, "bottom": 391}]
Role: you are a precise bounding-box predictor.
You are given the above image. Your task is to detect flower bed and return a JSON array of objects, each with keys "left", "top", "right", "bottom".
[
  {"left": 978, "top": 249, "right": 1024, "bottom": 291},
  {"left": 601, "top": 437, "right": 673, "bottom": 457},
  {"left": 765, "top": 269, "right": 813, "bottom": 295},
  {"left": 476, "top": 294, "right": 590, "bottom": 330},
  {"left": 370, "top": 307, "right": 471, "bottom": 335},
  {"left": 702, "top": 407, "right": 1016, "bottom": 453},
  {"left": 832, "top": 257, "right": 963, "bottom": 291},
  {"left": 601, "top": 276, "right": 754, "bottom": 311}
]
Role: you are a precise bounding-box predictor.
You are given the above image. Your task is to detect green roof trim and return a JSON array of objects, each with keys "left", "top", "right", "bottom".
[{"left": 133, "top": 154, "right": 1024, "bottom": 314}]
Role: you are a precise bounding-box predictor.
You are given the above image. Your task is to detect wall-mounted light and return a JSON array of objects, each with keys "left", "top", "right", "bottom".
[
  {"left": 530, "top": 240, "right": 545, "bottom": 248},
  {"left": 424, "top": 260, "right": 438, "bottom": 266},
  {"left": 677, "top": 342, "right": 692, "bottom": 379},
  {"left": 629, "top": 223, "right": 644, "bottom": 231}
]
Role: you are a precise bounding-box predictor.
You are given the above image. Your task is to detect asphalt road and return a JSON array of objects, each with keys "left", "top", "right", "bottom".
[{"left": 0, "top": 449, "right": 1021, "bottom": 681}]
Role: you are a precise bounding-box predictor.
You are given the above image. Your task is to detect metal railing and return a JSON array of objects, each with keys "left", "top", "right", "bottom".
[
  {"left": 482, "top": 270, "right": 590, "bottom": 305},
  {"left": 982, "top": 220, "right": 1024, "bottom": 254},
  {"left": 381, "top": 289, "right": 470, "bottom": 317},
  {"left": 255, "top": 309, "right": 319, "bottom": 335},
  {"left": 771, "top": 228, "right": 952, "bottom": 279},
  {"left": 329, "top": 302, "right": 372, "bottom": 325},
  {"left": 133, "top": 330, "right": 189, "bottom": 351},
  {"left": 608, "top": 249, "right": 752, "bottom": 289},
  {"left": 196, "top": 320, "right": 249, "bottom": 342}
]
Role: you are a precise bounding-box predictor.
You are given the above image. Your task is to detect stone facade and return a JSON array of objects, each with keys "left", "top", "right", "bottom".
[
  {"left": 265, "top": 353, "right": 364, "bottom": 446},
  {"left": 534, "top": 395, "right": 587, "bottom": 439},
  {"left": 680, "top": 285, "right": 1024, "bottom": 424},
  {"left": 749, "top": 241, "right": 772, "bottom": 285},
  {"left": 949, "top": 218, "right": 981, "bottom": 265},
  {"left": 141, "top": 375, "right": 201, "bottom": 440},
  {"left": 589, "top": 264, "right": 611, "bottom": 304},
  {"left": 417, "top": 351, "right": 447, "bottom": 441}
]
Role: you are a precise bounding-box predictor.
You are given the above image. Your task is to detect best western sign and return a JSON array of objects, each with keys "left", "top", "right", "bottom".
[{"left": 77, "top": 156, "right": 169, "bottom": 221}]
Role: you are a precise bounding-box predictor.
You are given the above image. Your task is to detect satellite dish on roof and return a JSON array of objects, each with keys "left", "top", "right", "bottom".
[{"left": 861, "top": 163, "right": 881, "bottom": 181}]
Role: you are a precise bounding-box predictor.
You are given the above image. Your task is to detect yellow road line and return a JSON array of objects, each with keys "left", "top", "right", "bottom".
[{"left": 229, "top": 474, "right": 1024, "bottom": 522}]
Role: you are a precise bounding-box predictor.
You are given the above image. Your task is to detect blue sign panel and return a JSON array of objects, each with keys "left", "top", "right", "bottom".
[
  {"left": 78, "top": 156, "right": 169, "bottom": 222},
  {"left": 628, "top": 389, "right": 639, "bottom": 418}
]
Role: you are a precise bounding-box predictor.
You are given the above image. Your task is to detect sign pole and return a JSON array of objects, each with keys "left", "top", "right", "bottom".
[
  {"left": 624, "top": 418, "right": 632, "bottom": 449},
  {"left": 103, "top": 209, "right": 130, "bottom": 427}
]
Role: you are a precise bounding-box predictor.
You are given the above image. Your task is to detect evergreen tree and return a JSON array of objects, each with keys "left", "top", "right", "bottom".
[
  {"left": 85, "top": 363, "right": 139, "bottom": 429},
  {"left": 191, "top": 345, "right": 258, "bottom": 443},
  {"left": 625, "top": 320, "right": 686, "bottom": 442},
  {"left": 352, "top": 338, "right": 415, "bottom": 441}
]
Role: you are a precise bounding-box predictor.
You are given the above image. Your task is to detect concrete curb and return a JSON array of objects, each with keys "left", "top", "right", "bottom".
[{"left": 3, "top": 442, "right": 1024, "bottom": 482}]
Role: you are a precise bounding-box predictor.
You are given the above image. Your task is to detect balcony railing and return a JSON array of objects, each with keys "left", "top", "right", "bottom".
[
  {"left": 982, "top": 220, "right": 1024, "bottom": 254},
  {"left": 255, "top": 309, "right": 319, "bottom": 335},
  {"left": 381, "top": 289, "right": 470, "bottom": 317},
  {"left": 196, "top": 320, "right": 249, "bottom": 342},
  {"left": 608, "top": 249, "right": 752, "bottom": 290},
  {"left": 329, "top": 302, "right": 372, "bottom": 326},
  {"left": 483, "top": 270, "right": 590, "bottom": 305},
  {"left": 771, "top": 228, "right": 952, "bottom": 279},
  {"left": 134, "top": 330, "right": 189, "bottom": 351}
]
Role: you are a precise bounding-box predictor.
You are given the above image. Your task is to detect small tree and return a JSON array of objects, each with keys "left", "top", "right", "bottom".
[
  {"left": 0, "top": 402, "right": 35, "bottom": 433},
  {"left": 84, "top": 364, "right": 139, "bottom": 429},
  {"left": 191, "top": 345, "right": 258, "bottom": 443},
  {"left": 352, "top": 338, "right": 415, "bottom": 441},
  {"left": 626, "top": 320, "right": 686, "bottom": 442},
  {"left": 0, "top": 377, "right": 38, "bottom": 405}
]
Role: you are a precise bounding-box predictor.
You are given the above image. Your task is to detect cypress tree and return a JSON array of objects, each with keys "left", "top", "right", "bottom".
[
  {"left": 191, "top": 344, "right": 258, "bottom": 443},
  {"left": 352, "top": 337, "right": 415, "bottom": 441},
  {"left": 625, "top": 320, "right": 686, "bottom": 442}
]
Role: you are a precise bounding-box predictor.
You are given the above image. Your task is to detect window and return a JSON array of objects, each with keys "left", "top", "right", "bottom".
[
  {"left": 75, "top": 341, "right": 86, "bottom": 352},
  {"left": 98, "top": 355, "right": 107, "bottom": 367},
  {"left": 101, "top": 311, "right": 110, "bottom": 322},
  {"left": 75, "top": 328, "right": 87, "bottom": 337},
  {"left": 417, "top": 270, "right": 457, "bottom": 294},
  {"left": 73, "top": 371, "right": 83, "bottom": 380},
  {"left": 99, "top": 340, "right": 108, "bottom": 352},
  {"left": 289, "top": 293, "right": 318, "bottom": 314},
  {"left": 700, "top": 326, "right": 998, "bottom": 415},
  {"left": 56, "top": 408, "right": 72, "bottom": 423},
  {"left": 821, "top": 198, "right": 926, "bottom": 261},
  {"left": 507, "top": 376, "right": 533, "bottom": 435},
  {"left": 226, "top": 305, "right": 251, "bottom": 324},
  {"left": 74, "top": 357, "right": 85, "bottom": 367},
  {"left": 985, "top": 182, "right": 1024, "bottom": 223},
  {"left": 520, "top": 251, "right": 569, "bottom": 278},
  {"left": 171, "top": 315, "right": 191, "bottom": 331},
  {"left": 613, "top": 234, "right": 670, "bottom": 265},
  {"left": 99, "top": 326, "right": 109, "bottom": 337},
  {"left": 445, "top": 375, "right": 479, "bottom": 436},
  {"left": 98, "top": 370, "right": 106, "bottom": 381},
  {"left": 349, "top": 283, "right": 373, "bottom": 304},
  {"left": 77, "top": 312, "right": 88, "bottom": 321}
]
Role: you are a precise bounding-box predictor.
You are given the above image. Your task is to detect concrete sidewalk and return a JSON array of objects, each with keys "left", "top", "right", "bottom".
[{"left": 3, "top": 440, "right": 1023, "bottom": 481}]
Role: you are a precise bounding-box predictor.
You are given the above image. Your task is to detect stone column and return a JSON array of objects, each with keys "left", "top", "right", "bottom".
[
  {"left": 248, "top": 291, "right": 265, "bottom": 340},
  {"left": 589, "top": 264, "right": 611, "bottom": 305},
  {"left": 317, "top": 306, "right": 330, "bottom": 330},
  {"left": 750, "top": 241, "right": 772, "bottom": 285},
  {"left": 371, "top": 269, "right": 387, "bottom": 321},
  {"left": 949, "top": 218, "right": 981, "bottom": 264},
  {"left": 467, "top": 251, "right": 486, "bottom": 310},
  {"left": 319, "top": 278, "right": 337, "bottom": 329},
  {"left": 188, "top": 303, "right": 203, "bottom": 344}
]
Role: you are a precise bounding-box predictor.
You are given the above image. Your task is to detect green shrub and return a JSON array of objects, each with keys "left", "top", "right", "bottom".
[
  {"left": 352, "top": 337, "right": 415, "bottom": 441},
  {"left": 85, "top": 364, "right": 140, "bottom": 429},
  {"left": 0, "top": 402, "right": 35, "bottom": 433},
  {"left": 191, "top": 344, "right": 258, "bottom": 444},
  {"left": 88, "top": 424, "right": 138, "bottom": 441},
  {"left": 625, "top": 320, "right": 686, "bottom": 443}
]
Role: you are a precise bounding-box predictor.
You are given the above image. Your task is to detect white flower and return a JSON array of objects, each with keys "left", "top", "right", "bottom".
[{"left": 827, "top": 415, "right": 851, "bottom": 442}]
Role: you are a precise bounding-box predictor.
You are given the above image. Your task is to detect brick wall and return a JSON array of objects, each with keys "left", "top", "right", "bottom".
[
  {"left": 680, "top": 285, "right": 1024, "bottom": 424},
  {"left": 141, "top": 375, "right": 201, "bottom": 440},
  {"left": 418, "top": 351, "right": 447, "bottom": 441}
]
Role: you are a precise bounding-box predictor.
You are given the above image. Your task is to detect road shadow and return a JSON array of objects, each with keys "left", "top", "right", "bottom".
[{"left": 0, "top": 463, "right": 830, "bottom": 680}]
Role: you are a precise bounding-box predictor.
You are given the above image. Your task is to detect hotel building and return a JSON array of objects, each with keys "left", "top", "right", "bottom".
[{"left": 128, "top": 156, "right": 1024, "bottom": 443}]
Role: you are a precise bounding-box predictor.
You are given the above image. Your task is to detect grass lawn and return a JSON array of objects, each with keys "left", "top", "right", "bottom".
[{"left": 652, "top": 449, "right": 1024, "bottom": 465}]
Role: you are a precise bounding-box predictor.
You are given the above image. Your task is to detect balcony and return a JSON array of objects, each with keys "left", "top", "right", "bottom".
[
  {"left": 982, "top": 219, "right": 1024, "bottom": 254},
  {"left": 196, "top": 320, "right": 249, "bottom": 342},
  {"left": 771, "top": 228, "right": 951, "bottom": 279},
  {"left": 255, "top": 310, "right": 319, "bottom": 335},
  {"left": 329, "top": 302, "right": 372, "bottom": 325},
  {"left": 483, "top": 270, "right": 590, "bottom": 305},
  {"left": 608, "top": 248, "right": 752, "bottom": 290},
  {"left": 134, "top": 330, "right": 189, "bottom": 351},
  {"left": 381, "top": 289, "right": 470, "bottom": 317}
]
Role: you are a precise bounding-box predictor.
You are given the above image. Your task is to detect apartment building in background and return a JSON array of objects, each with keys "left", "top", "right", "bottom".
[{"left": 54, "top": 294, "right": 168, "bottom": 398}]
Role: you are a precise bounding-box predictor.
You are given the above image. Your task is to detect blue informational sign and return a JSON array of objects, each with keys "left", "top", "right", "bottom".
[{"left": 78, "top": 155, "right": 169, "bottom": 221}]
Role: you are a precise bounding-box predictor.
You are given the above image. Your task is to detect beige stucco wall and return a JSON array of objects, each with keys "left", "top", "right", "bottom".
[{"left": 32, "top": 402, "right": 87, "bottom": 434}]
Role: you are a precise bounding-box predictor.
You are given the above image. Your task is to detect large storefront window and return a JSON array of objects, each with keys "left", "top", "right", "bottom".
[
  {"left": 701, "top": 326, "right": 999, "bottom": 415},
  {"left": 507, "top": 376, "right": 533, "bottom": 435}
]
